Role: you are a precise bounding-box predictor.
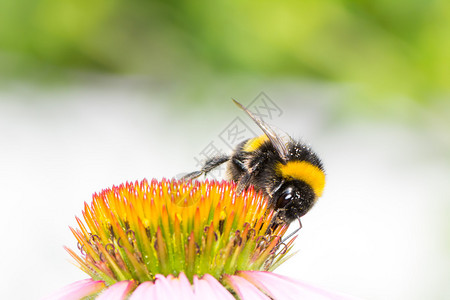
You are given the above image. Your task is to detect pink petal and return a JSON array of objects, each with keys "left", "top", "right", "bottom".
[
  {"left": 225, "top": 274, "right": 271, "bottom": 300},
  {"left": 166, "top": 273, "right": 195, "bottom": 299},
  {"left": 96, "top": 281, "right": 135, "bottom": 300},
  {"left": 41, "top": 278, "right": 105, "bottom": 300},
  {"left": 239, "top": 271, "right": 358, "bottom": 300},
  {"left": 193, "top": 274, "right": 235, "bottom": 300},
  {"left": 150, "top": 274, "right": 194, "bottom": 299},
  {"left": 130, "top": 273, "right": 196, "bottom": 299},
  {"left": 129, "top": 282, "right": 155, "bottom": 300}
]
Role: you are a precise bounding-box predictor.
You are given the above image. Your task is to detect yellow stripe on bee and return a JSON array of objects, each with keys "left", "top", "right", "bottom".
[
  {"left": 276, "top": 161, "right": 326, "bottom": 197},
  {"left": 243, "top": 135, "right": 269, "bottom": 152}
]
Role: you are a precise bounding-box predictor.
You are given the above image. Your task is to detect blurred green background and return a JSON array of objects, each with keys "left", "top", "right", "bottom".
[{"left": 1, "top": 0, "right": 449, "bottom": 104}]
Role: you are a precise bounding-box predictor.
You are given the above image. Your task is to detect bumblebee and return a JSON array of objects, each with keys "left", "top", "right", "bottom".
[{"left": 183, "top": 100, "right": 325, "bottom": 230}]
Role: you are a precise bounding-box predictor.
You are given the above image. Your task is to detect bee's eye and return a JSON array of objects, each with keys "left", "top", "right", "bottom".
[{"left": 276, "top": 187, "right": 294, "bottom": 208}]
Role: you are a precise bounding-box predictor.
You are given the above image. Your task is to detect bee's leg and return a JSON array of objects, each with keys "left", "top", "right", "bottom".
[
  {"left": 235, "top": 171, "right": 252, "bottom": 194},
  {"left": 234, "top": 155, "right": 266, "bottom": 194},
  {"left": 182, "top": 155, "right": 230, "bottom": 180},
  {"left": 231, "top": 157, "right": 246, "bottom": 172},
  {"left": 281, "top": 217, "right": 302, "bottom": 244},
  {"left": 266, "top": 209, "right": 283, "bottom": 234}
]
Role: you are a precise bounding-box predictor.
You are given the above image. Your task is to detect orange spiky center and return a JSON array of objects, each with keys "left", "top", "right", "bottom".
[{"left": 66, "top": 179, "right": 295, "bottom": 286}]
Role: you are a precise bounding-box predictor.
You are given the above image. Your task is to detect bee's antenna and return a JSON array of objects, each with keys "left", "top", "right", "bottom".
[{"left": 281, "top": 217, "right": 302, "bottom": 244}]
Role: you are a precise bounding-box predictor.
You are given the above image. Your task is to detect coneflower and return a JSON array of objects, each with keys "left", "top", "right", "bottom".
[{"left": 43, "top": 179, "right": 353, "bottom": 299}]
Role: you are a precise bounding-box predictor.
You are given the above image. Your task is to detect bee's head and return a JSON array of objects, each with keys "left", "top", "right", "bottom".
[
  {"left": 272, "top": 180, "right": 316, "bottom": 224},
  {"left": 272, "top": 159, "right": 325, "bottom": 224}
]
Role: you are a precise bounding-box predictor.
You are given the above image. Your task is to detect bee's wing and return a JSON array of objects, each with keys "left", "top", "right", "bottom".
[{"left": 233, "top": 99, "right": 289, "bottom": 162}]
